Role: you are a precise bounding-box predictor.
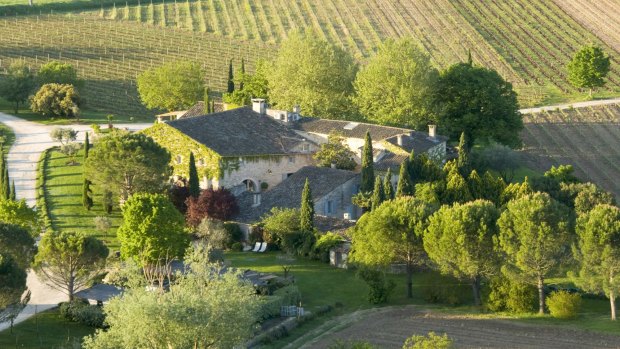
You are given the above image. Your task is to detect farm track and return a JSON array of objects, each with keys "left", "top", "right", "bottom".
[
  {"left": 296, "top": 306, "right": 620, "bottom": 349},
  {"left": 521, "top": 104, "right": 620, "bottom": 199}
]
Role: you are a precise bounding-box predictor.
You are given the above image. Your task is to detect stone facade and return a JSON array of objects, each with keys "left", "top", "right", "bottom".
[{"left": 314, "top": 176, "right": 360, "bottom": 220}]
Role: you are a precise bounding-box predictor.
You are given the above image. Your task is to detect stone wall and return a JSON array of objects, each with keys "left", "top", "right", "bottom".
[{"left": 315, "top": 176, "right": 360, "bottom": 220}]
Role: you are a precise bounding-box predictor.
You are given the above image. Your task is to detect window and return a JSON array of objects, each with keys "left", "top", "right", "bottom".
[
  {"left": 288, "top": 156, "right": 295, "bottom": 163},
  {"left": 301, "top": 143, "right": 310, "bottom": 152},
  {"left": 175, "top": 155, "right": 182, "bottom": 164},
  {"left": 326, "top": 200, "right": 333, "bottom": 214}
]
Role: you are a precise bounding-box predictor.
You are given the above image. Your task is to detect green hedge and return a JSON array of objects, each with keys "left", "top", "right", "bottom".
[
  {"left": 259, "top": 285, "right": 301, "bottom": 320},
  {"left": 36, "top": 147, "right": 55, "bottom": 233}
]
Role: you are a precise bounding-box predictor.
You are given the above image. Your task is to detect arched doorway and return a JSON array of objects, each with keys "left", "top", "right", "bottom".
[{"left": 242, "top": 179, "right": 258, "bottom": 192}]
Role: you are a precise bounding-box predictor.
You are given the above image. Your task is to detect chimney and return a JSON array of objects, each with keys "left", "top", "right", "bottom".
[
  {"left": 252, "top": 98, "right": 266, "bottom": 115},
  {"left": 428, "top": 124, "right": 437, "bottom": 139},
  {"left": 252, "top": 192, "right": 261, "bottom": 207},
  {"left": 396, "top": 134, "right": 404, "bottom": 146}
]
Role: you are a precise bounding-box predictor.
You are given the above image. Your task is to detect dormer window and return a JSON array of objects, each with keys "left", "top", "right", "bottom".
[{"left": 302, "top": 144, "right": 310, "bottom": 152}]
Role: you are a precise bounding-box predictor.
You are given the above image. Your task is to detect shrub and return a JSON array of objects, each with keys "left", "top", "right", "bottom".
[
  {"left": 230, "top": 242, "right": 243, "bottom": 252},
  {"left": 168, "top": 182, "right": 190, "bottom": 214},
  {"left": 485, "top": 277, "right": 537, "bottom": 313},
  {"left": 59, "top": 299, "right": 106, "bottom": 328},
  {"left": 185, "top": 188, "right": 239, "bottom": 226},
  {"left": 311, "top": 232, "right": 344, "bottom": 262},
  {"left": 402, "top": 332, "right": 453, "bottom": 349},
  {"left": 547, "top": 290, "right": 581, "bottom": 319},
  {"left": 357, "top": 268, "right": 395, "bottom": 304},
  {"left": 224, "top": 222, "right": 244, "bottom": 243},
  {"left": 420, "top": 275, "right": 465, "bottom": 306},
  {"left": 195, "top": 218, "right": 229, "bottom": 249},
  {"left": 30, "top": 83, "right": 81, "bottom": 118}
]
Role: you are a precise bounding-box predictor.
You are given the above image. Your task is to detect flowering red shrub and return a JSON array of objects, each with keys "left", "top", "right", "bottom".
[{"left": 185, "top": 188, "right": 239, "bottom": 226}]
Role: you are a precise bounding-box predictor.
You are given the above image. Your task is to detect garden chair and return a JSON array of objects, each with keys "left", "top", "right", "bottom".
[
  {"left": 258, "top": 242, "right": 268, "bottom": 253},
  {"left": 251, "top": 242, "right": 261, "bottom": 252}
]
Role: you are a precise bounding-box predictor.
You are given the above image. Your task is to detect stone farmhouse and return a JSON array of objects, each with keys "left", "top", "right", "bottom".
[{"left": 145, "top": 99, "right": 448, "bottom": 224}]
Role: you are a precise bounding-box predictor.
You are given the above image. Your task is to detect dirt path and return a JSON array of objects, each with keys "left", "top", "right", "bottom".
[
  {"left": 0, "top": 112, "right": 151, "bottom": 333},
  {"left": 520, "top": 97, "right": 620, "bottom": 114},
  {"left": 297, "top": 306, "right": 620, "bottom": 349}
]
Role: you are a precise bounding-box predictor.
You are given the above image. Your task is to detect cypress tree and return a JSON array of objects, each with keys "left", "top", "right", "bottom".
[
  {"left": 82, "top": 178, "right": 93, "bottom": 210},
  {"left": 203, "top": 87, "right": 211, "bottom": 114},
  {"left": 300, "top": 179, "right": 314, "bottom": 232},
  {"left": 9, "top": 180, "right": 15, "bottom": 201},
  {"left": 467, "top": 49, "right": 473, "bottom": 66},
  {"left": 0, "top": 149, "right": 5, "bottom": 199},
  {"left": 457, "top": 132, "right": 470, "bottom": 176},
  {"left": 84, "top": 132, "right": 90, "bottom": 160},
  {"left": 360, "top": 131, "right": 374, "bottom": 193},
  {"left": 444, "top": 167, "right": 473, "bottom": 204},
  {"left": 384, "top": 167, "right": 394, "bottom": 200},
  {"left": 239, "top": 58, "right": 246, "bottom": 91},
  {"left": 396, "top": 160, "right": 413, "bottom": 197},
  {"left": 468, "top": 169, "right": 484, "bottom": 200},
  {"left": 370, "top": 176, "right": 385, "bottom": 211},
  {"left": 211, "top": 100, "right": 215, "bottom": 113},
  {"left": 227, "top": 59, "right": 235, "bottom": 94},
  {"left": 2, "top": 159, "right": 9, "bottom": 201},
  {"left": 188, "top": 152, "right": 200, "bottom": 198}
]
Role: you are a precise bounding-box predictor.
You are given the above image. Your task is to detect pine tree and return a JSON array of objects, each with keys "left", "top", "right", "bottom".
[
  {"left": 188, "top": 152, "right": 200, "bottom": 198},
  {"left": 300, "top": 179, "right": 314, "bottom": 232},
  {"left": 360, "top": 131, "right": 374, "bottom": 193},
  {"left": 9, "top": 180, "right": 15, "bottom": 200},
  {"left": 457, "top": 132, "right": 470, "bottom": 176},
  {"left": 444, "top": 167, "right": 472, "bottom": 204},
  {"left": 384, "top": 167, "right": 394, "bottom": 200},
  {"left": 82, "top": 178, "right": 93, "bottom": 210},
  {"left": 84, "top": 132, "right": 90, "bottom": 160},
  {"left": 227, "top": 59, "right": 235, "bottom": 94},
  {"left": 371, "top": 176, "right": 385, "bottom": 211},
  {"left": 396, "top": 160, "right": 413, "bottom": 197},
  {"left": 239, "top": 58, "right": 246, "bottom": 91}
]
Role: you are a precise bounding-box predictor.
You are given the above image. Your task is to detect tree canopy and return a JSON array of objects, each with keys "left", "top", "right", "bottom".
[
  {"left": 268, "top": 30, "right": 357, "bottom": 119},
  {"left": 0, "top": 254, "right": 27, "bottom": 310},
  {"left": 84, "top": 131, "right": 171, "bottom": 202},
  {"left": 117, "top": 193, "right": 189, "bottom": 267},
  {"left": 0, "top": 199, "right": 38, "bottom": 233},
  {"left": 300, "top": 179, "right": 315, "bottom": 233},
  {"left": 37, "top": 61, "right": 80, "bottom": 87},
  {"left": 353, "top": 38, "right": 438, "bottom": 129},
  {"left": 34, "top": 231, "right": 108, "bottom": 299},
  {"left": 0, "top": 60, "right": 36, "bottom": 114},
  {"left": 0, "top": 223, "right": 35, "bottom": 271},
  {"left": 435, "top": 62, "right": 523, "bottom": 148},
  {"left": 424, "top": 200, "right": 500, "bottom": 305},
  {"left": 30, "top": 83, "right": 81, "bottom": 118},
  {"left": 497, "top": 192, "right": 572, "bottom": 314},
  {"left": 185, "top": 188, "right": 239, "bottom": 226},
  {"left": 567, "top": 44, "right": 611, "bottom": 96},
  {"left": 313, "top": 132, "right": 356, "bottom": 170},
  {"left": 360, "top": 131, "right": 374, "bottom": 193},
  {"left": 137, "top": 61, "right": 204, "bottom": 111},
  {"left": 350, "top": 197, "right": 436, "bottom": 298},
  {"left": 573, "top": 204, "right": 620, "bottom": 320}
]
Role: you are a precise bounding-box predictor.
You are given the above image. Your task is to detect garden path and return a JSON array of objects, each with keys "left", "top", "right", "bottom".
[{"left": 0, "top": 111, "right": 151, "bottom": 333}]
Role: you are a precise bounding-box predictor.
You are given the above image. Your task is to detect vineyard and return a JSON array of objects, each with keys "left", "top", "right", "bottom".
[
  {"left": 521, "top": 104, "right": 620, "bottom": 199},
  {"left": 0, "top": 14, "right": 274, "bottom": 116},
  {"left": 1, "top": 0, "right": 620, "bottom": 116}
]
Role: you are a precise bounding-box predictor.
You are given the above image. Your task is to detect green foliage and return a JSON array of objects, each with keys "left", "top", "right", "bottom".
[
  {"left": 497, "top": 192, "right": 572, "bottom": 313},
  {"left": 258, "top": 285, "right": 301, "bottom": 320},
  {"left": 223, "top": 59, "right": 270, "bottom": 106},
  {"left": 0, "top": 253, "right": 27, "bottom": 309},
  {"left": 424, "top": 200, "right": 500, "bottom": 305},
  {"left": 473, "top": 143, "right": 522, "bottom": 183},
  {"left": 547, "top": 291, "right": 581, "bottom": 319},
  {"left": 261, "top": 207, "right": 314, "bottom": 256},
  {"left": 137, "top": 60, "right": 204, "bottom": 111},
  {"left": 312, "top": 232, "right": 344, "bottom": 262},
  {"left": 227, "top": 59, "right": 235, "bottom": 94},
  {"left": 84, "top": 131, "right": 90, "bottom": 160},
  {"left": 195, "top": 218, "right": 229, "bottom": 250},
  {"left": 354, "top": 38, "right": 438, "bottom": 129},
  {"left": 573, "top": 204, "right": 620, "bottom": 320},
  {"left": 187, "top": 152, "right": 200, "bottom": 198},
  {"left": 457, "top": 132, "right": 470, "bottom": 174},
  {"left": 500, "top": 180, "right": 534, "bottom": 206},
  {"left": 567, "top": 45, "right": 611, "bottom": 94},
  {"left": 269, "top": 30, "right": 358, "bottom": 119},
  {"left": 59, "top": 300, "right": 106, "bottom": 328},
  {"left": 370, "top": 176, "right": 385, "bottom": 211},
  {"left": 350, "top": 197, "right": 436, "bottom": 298},
  {"left": 544, "top": 164, "right": 579, "bottom": 184},
  {"left": 83, "top": 256, "right": 261, "bottom": 349},
  {"left": 357, "top": 267, "right": 395, "bottom": 304},
  {"left": 84, "top": 131, "right": 171, "bottom": 202},
  {"left": 313, "top": 132, "right": 356, "bottom": 170},
  {"left": 30, "top": 83, "right": 81, "bottom": 118},
  {"left": 8, "top": 181, "right": 15, "bottom": 201},
  {"left": 402, "top": 332, "right": 453, "bottom": 349},
  {"left": 435, "top": 63, "right": 523, "bottom": 148},
  {"left": 117, "top": 193, "right": 188, "bottom": 266},
  {"left": 37, "top": 60, "right": 80, "bottom": 87},
  {"left": 0, "top": 198, "right": 38, "bottom": 233},
  {"left": 300, "top": 179, "right": 315, "bottom": 233},
  {"left": 34, "top": 231, "right": 108, "bottom": 299},
  {"left": 0, "top": 150, "right": 8, "bottom": 201},
  {"left": 360, "top": 131, "right": 374, "bottom": 193},
  {"left": 384, "top": 168, "right": 394, "bottom": 200},
  {"left": 443, "top": 166, "right": 472, "bottom": 204},
  {"left": 0, "top": 60, "right": 36, "bottom": 114},
  {"left": 485, "top": 277, "right": 537, "bottom": 313},
  {"left": 396, "top": 160, "right": 413, "bottom": 197},
  {"left": 572, "top": 183, "right": 615, "bottom": 216},
  {"left": 82, "top": 178, "right": 93, "bottom": 210}
]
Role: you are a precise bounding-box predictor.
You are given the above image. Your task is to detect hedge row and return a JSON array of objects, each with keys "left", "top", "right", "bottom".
[
  {"left": 259, "top": 285, "right": 301, "bottom": 320},
  {"left": 36, "top": 147, "right": 55, "bottom": 233}
]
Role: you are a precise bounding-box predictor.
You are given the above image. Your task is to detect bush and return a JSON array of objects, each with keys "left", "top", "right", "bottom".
[
  {"left": 167, "top": 182, "right": 190, "bottom": 214},
  {"left": 59, "top": 299, "right": 106, "bottom": 328},
  {"left": 357, "top": 268, "right": 395, "bottom": 304},
  {"left": 311, "top": 232, "right": 344, "bottom": 262},
  {"left": 224, "top": 222, "right": 244, "bottom": 244},
  {"left": 258, "top": 285, "right": 301, "bottom": 320},
  {"left": 402, "top": 332, "right": 453, "bottom": 349},
  {"left": 420, "top": 276, "right": 465, "bottom": 306},
  {"left": 30, "top": 83, "right": 81, "bottom": 118},
  {"left": 195, "top": 218, "right": 229, "bottom": 249},
  {"left": 185, "top": 188, "right": 239, "bottom": 225},
  {"left": 230, "top": 242, "right": 243, "bottom": 252},
  {"left": 547, "top": 290, "right": 581, "bottom": 319},
  {"left": 485, "top": 277, "right": 537, "bottom": 313}
]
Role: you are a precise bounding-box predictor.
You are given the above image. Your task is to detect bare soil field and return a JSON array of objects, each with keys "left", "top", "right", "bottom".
[
  {"left": 301, "top": 307, "right": 620, "bottom": 349},
  {"left": 520, "top": 104, "right": 620, "bottom": 199}
]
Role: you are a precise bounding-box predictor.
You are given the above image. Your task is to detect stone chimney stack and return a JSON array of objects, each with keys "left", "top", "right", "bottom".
[
  {"left": 428, "top": 124, "right": 437, "bottom": 139},
  {"left": 252, "top": 98, "right": 266, "bottom": 115},
  {"left": 397, "top": 134, "right": 404, "bottom": 146}
]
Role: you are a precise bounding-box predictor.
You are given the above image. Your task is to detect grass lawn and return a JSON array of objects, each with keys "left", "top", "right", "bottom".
[
  {"left": 0, "top": 308, "right": 95, "bottom": 349},
  {"left": 45, "top": 148, "right": 122, "bottom": 250},
  {"left": 0, "top": 98, "right": 151, "bottom": 125}
]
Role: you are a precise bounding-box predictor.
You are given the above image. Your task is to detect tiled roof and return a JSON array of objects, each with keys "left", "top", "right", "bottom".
[
  {"left": 166, "top": 107, "right": 307, "bottom": 157},
  {"left": 294, "top": 117, "right": 412, "bottom": 140},
  {"left": 182, "top": 101, "right": 225, "bottom": 118},
  {"left": 235, "top": 166, "right": 359, "bottom": 224}
]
